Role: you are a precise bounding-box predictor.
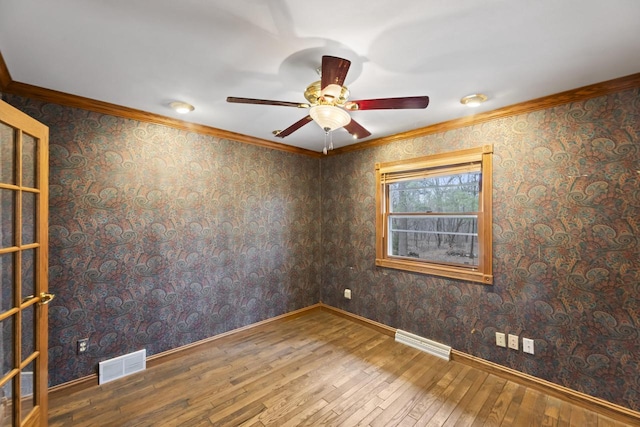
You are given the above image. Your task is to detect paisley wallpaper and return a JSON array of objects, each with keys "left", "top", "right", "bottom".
[
  {"left": 3, "top": 95, "right": 322, "bottom": 387},
  {"left": 321, "top": 88, "right": 640, "bottom": 410},
  {"left": 3, "top": 87, "right": 639, "bottom": 411}
]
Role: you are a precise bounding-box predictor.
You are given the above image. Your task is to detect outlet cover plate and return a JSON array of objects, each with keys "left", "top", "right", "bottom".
[
  {"left": 508, "top": 334, "right": 519, "bottom": 350},
  {"left": 344, "top": 289, "right": 352, "bottom": 299},
  {"left": 523, "top": 338, "right": 534, "bottom": 354},
  {"left": 495, "top": 332, "right": 506, "bottom": 347},
  {"left": 77, "top": 338, "right": 89, "bottom": 354}
]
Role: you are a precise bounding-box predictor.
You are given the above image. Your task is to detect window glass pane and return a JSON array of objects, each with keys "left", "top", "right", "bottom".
[
  {"left": 1, "top": 316, "right": 14, "bottom": 377},
  {"left": 21, "top": 305, "right": 35, "bottom": 362},
  {"left": 21, "top": 361, "right": 35, "bottom": 423},
  {"left": 21, "top": 250, "right": 35, "bottom": 303},
  {"left": 0, "top": 189, "right": 15, "bottom": 248},
  {"left": 389, "top": 215, "right": 479, "bottom": 266},
  {"left": 389, "top": 171, "right": 480, "bottom": 213},
  {"left": 22, "top": 192, "right": 36, "bottom": 245},
  {"left": 0, "top": 122, "right": 16, "bottom": 185},
  {"left": 22, "top": 133, "right": 37, "bottom": 189},
  {"left": 0, "top": 253, "right": 14, "bottom": 313},
  {"left": 0, "top": 377, "right": 13, "bottom": 425}
]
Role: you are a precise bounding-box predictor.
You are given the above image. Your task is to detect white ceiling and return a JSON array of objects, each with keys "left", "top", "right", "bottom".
[{"left": 1, "top": 0, "right": 639, "bottom": 153}]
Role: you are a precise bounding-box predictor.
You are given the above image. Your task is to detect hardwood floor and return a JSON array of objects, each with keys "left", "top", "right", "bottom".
[{"left": 48, "top": 310, "right": 633, "bottom": 426}]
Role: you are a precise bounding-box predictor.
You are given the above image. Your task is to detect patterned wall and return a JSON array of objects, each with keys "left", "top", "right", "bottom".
[
  {"left": 4, "top": 95, "right": 322, "bottom": 386},
  {"left": 321, "top": 89, "right": 640, "bottom": 410},
  {"left": 3, "top": 88, "right": 639, "bottom": 411}
]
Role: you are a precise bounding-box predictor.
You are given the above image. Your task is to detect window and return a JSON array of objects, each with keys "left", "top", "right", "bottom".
[{"left": 375, "top": 145, "right": 493, "bottom": 284}]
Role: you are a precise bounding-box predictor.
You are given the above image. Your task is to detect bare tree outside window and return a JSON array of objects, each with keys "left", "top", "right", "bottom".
[{"left": 389, "top": 171, "right": 480, "bottom": 266}]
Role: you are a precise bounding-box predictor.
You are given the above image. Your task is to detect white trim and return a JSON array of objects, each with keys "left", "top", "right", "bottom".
[{"left": 395, "top": 329, "right": 451, "bottom": 361}]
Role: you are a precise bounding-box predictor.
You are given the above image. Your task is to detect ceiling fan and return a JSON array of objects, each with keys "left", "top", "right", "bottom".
[{"left": 227, "top": 55, "right": 429, "bottom": 154}]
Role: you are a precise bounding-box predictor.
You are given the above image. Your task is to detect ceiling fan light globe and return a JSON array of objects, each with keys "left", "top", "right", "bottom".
[{"left": 309, "top": 105, "right": 351, "bottom": 131}]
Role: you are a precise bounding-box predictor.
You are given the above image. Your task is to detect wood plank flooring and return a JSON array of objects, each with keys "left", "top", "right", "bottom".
[{"left": 48, "top": 310, "right": 633, "bottom": 426}]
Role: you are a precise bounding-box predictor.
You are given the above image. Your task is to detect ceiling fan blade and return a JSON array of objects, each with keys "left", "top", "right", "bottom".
[
  {"left": 344, "top": 118, "right": 371, "bottom": 139},
  {"left": 321, "top": 56, "right": 351, "bottom": 90},
  {"left": 274, "top": 115, "right": 313, "bottom": 138},
  {"left": 227, "top": 97, "right": 309, "bottom": 108},
  {"left": 345, "top": 96, "right": 429, "bottom": 111}
]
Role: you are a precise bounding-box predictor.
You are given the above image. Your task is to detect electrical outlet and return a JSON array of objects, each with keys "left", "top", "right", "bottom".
[
  {"left": 344, "top": 289, "right": 352, "bottom": 299},
  {"left": 77, "top": 338, "right": 89, "bottom": 354},
  {"left": 508, "top": 334, "right": 519, "bottom": 350},
  {"left": 523, "top": 338, "right": 534, "bottom": 354},
  {"left": 495, "top": 332, "right": 506, "bottom": 347}
]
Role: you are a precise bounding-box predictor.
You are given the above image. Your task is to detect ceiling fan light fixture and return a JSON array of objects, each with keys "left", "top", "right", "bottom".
[
  {"left": 460, "top": 93, "right": 487, "bottom": 107},
  {"left": 170, "top": 101, "right": 195, "bottom": 114},
  {"left": 321, "top": 84, "right": 343, "bottom": 102},
  {"left": 309, "top": 105, "right": 351, "bottom": 131}
]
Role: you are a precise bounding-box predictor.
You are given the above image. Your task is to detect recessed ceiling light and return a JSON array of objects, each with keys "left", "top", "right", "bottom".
[
  {"left": 460, "top": 93, "right": 488, "bottom": 107},
  {"left": 170, "top": 101, "right": 195, "bottom": 114}
]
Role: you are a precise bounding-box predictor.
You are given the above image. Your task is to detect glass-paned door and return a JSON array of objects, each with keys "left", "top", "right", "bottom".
[{"left": 0, "top": 99, "right": 50, "bottom": 427}]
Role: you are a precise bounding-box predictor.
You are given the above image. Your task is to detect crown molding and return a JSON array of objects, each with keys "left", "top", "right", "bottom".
[
  {"left": 0, "top": 52, "right": 321, "bottom": 158},
  {"left": 331, "top": 72, "right": 640, "bottom": 155},
  {"left": 4, "top": 81, "right": 322, "bottom": 158},
  {"left": 2, "top": 50, "right": 638, "bottom": 159}
]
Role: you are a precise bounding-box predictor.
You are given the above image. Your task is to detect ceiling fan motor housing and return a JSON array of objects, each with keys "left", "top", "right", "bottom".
[{"left": 304, "top": 81, "right": 350, "bottom": 106}]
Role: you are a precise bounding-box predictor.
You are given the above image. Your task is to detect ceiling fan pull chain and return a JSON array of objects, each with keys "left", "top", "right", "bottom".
[
  {"left": 329, "top": 131, "right": 334, "bottom": 151},
  {"left": 323, "top": 130, "right": 329, "bottom": 155}
]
